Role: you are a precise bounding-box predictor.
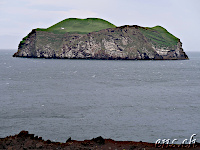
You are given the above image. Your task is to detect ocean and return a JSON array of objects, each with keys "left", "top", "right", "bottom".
[{"left": 0, "top": 49, "right": 199, "bottom": 144}]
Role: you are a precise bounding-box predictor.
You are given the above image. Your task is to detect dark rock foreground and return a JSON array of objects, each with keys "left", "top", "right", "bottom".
[{"left": 0, "top": 131, "right": 199, "bottom": 150}]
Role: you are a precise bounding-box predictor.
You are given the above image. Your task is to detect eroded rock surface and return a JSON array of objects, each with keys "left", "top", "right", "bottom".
[
  {"left": 13, "top": 25, "right": 188, "bottom": 60},
  {"left": 1, "top": 131, "right": 199, "bottom": 150}
]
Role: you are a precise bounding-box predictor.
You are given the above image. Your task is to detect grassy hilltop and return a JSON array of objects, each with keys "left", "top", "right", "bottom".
[
  {"left": 139, "top": 26, "right": 179, "bottom": 48},
  {"left": 36, "top": 18, "right": 117, "bottom": 34},
  {"left": 20, "top": 18, "right": 180, "bottom": 49},
  {"left": 35, "top": 18, "right": 178, "bottom": 48}
]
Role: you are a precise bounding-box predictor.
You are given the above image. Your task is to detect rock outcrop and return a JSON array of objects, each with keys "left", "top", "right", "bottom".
[
  {"left": 1, "top": 131, "right": 199, "bottom": 150},
  {"left": 13, "top": 19, "right": 188, "bottom": 60}
]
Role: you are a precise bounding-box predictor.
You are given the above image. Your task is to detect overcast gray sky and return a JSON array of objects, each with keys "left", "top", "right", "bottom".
[{"left": 0, "top": 0, "right": 199, "bottom": 52}]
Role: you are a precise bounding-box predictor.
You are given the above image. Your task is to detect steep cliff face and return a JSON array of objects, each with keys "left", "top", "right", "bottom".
[{"left": 13, "top": 21, "right": 188, "bottom": 60}]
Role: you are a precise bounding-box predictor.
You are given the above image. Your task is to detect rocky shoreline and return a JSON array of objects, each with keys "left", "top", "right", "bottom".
[{"left": 0, "top": 131, "right": 199, "bottom": 150}]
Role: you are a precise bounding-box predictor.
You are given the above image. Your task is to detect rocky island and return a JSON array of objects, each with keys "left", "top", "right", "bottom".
[{"left": 13, "top": 18, "right": 188, "bottom": 60}]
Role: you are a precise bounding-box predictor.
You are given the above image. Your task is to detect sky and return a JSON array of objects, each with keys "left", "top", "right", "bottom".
[{"left": 0, "top": 0, "right": 199, "bottom": 52}]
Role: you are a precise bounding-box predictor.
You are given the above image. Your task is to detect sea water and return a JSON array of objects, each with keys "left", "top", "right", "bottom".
[{"left": 0, "top": 50, "right": 200, "bottom": 143}]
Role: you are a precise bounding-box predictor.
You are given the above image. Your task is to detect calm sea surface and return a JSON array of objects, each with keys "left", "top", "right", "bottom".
[{"left": 0, "top": 50, "right": 200, "bottom": 143}]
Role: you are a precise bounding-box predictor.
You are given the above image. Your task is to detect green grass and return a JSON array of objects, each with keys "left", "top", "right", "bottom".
[
  {"left": 22, "top": 18, "right": 179, "bottom": 52},
  {"left": 139, "top": 26, "right": 179, "bottom": 48},
  {"left": 36, "top": 18, "right": 116, "bottom": 34},
  {"left": 35, "top": 18, "right": 178, "bottom": 49}
]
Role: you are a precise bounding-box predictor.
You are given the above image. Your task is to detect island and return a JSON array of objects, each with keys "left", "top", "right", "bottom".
[{"left": 13, "top": 18, "right": 188, "bottom": 60}]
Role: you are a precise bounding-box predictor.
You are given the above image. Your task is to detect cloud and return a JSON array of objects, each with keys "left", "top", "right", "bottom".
[
  {"left": 0, "top": 0, "right": 6, "bottom": 5},
  {"left": 61, "top": 9, "right": 98, "bottom": 18},
  {"left": 0, "top": 0, "right": 200, "bottom": 51},
  {"left": 21, "top": 0, "right": 114, "bottom": 11},
  {"left": 0, "top": 4, "right": 98, "bottom": 35}
]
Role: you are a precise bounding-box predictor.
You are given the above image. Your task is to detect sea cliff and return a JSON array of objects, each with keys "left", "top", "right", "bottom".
[{"left": 13, "top": 18, "right": 188, "bottom": 60}]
